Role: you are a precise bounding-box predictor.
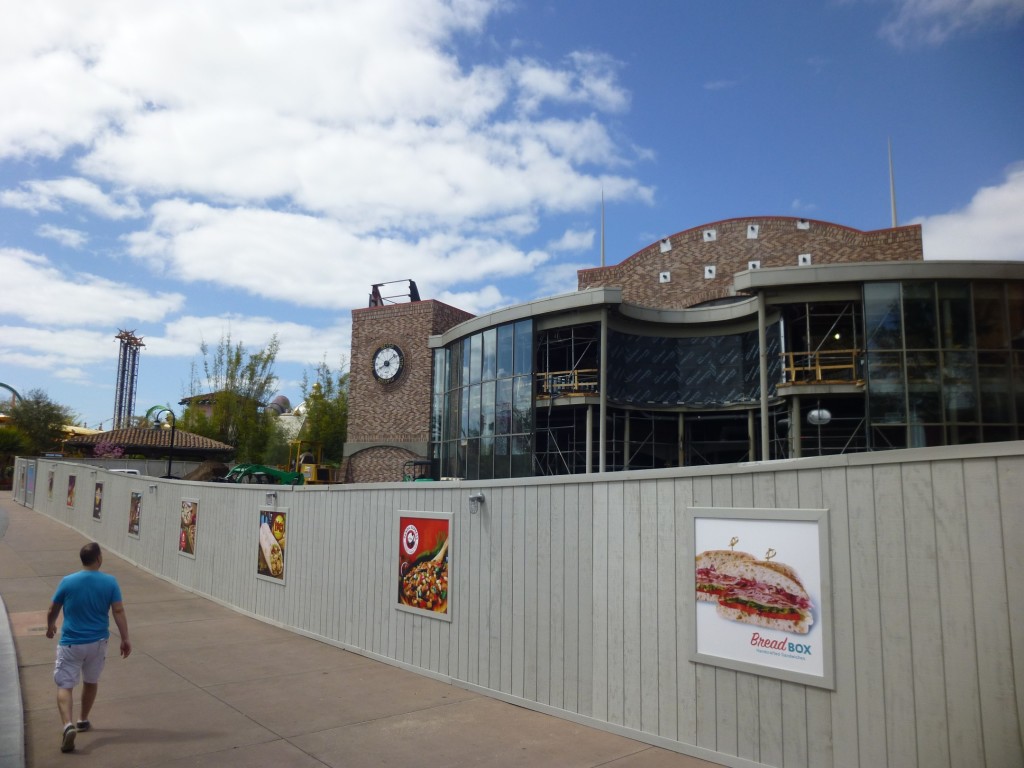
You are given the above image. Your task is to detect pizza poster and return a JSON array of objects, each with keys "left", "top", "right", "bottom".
[
  {"left": 66, "top": 475, "right": 76, "bottom": 508},
  {"left": 179, "top": 499, "right": 198, "bottom": 557},
  {"left": 694, "top": 514, "right": 825, "bottom": 681},
  {"left": 396, "top": 513, "right": 451, "bottom": 619},
  {"left": 128, "top": 492, "right": 142, "bottom": 538}
]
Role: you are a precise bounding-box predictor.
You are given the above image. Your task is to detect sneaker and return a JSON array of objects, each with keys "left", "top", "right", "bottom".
[
  {"left": 61, "top": 723, "right": 77, "bottom": 753},
  {"left": 75, "top": 720, "right": 91, "bottom": 732}
]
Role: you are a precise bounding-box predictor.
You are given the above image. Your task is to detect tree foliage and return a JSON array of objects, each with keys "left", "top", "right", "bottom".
[
  {"left": 299, "top": 358, "right": 349, "bottom": 463},
  {"left": 8, "top": 389, "right": 76, "bottom": 455},
  {"left": 0, "top": 425, "right": 29, "bottom": 485},
  {"left": 178, "top": 333, "right": 280, "bottom": 463}
]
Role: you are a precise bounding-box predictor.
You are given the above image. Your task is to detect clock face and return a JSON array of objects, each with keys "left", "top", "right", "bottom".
[{"left": 372, "top": 344, "right": 404, "bottom": 383}]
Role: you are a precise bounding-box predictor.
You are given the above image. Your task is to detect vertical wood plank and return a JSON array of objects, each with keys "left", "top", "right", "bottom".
[
  {"left": 873, "top": 463, "right": 917, "bottom": 768},
  {"left": 674, "top": 477, "right": 697, "bottom": 744},
  {"left": 622, "top": 480, "right": 642, "bottom": 731},
  {"left": 563, "top": 482, "right": 581, "bottom": 713},
  {"left": 607, "top": 481, "right": 627, "bottom": 727},
  {"left": 549, "top": 483, "right": 565, "bottom": 709},
  {"left": 656, "top": 478, "right": 679, "bottom": 739},
  {"left": 997, "top": 455, "right": 1024, "bottom": 766},
  {"left": 523, "top": 483, "right": 539, "bottom": 701},
  {"left": 964, "top": 458, "right": 1023, "bottom": 767},
  {"left": 591, "top": 481, "right": 610, "bottom": 721},
  {"left": 536, "top": 483, "right": 552, "bottom": 705},
  {"left": 638, "top": 478, "right": 660, "bottom": 734},
  {"left": 578, "top": 482, "right": 594, "bottom": 718}
]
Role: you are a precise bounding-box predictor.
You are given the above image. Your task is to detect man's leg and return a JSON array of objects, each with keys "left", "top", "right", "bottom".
[
  {"left": 56, "top": 686, "right": 74, "bottom": 725},
  {"left": 80, "top": 683, "right": 98, "bottom": 722}
]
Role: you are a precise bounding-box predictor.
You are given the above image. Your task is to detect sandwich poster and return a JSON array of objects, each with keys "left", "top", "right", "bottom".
[
  {"left": 128, "top": 492, "right": 142, "bottom": 538},
  {"left": 179, "top": 499, "right": 198, "bottom": 558},
  {"left": 256, "top": 509, "right": 287, "bottom": 583},
  {"left": 689, "top": 506, "right": 834, "bottom": 689},
  {"left": 396, "top": 511, "right": 451, "bottom": 621}
]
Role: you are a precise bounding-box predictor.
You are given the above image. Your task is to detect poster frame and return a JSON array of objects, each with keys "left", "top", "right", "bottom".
[
  {"left": 92, "top": 481, "right": 103, "bottom": 521},
  {"left": 178, "top": 498, "right": 199, "bottom": 559},
  {"left": 686, "top": 505, "right": 835, "bottom": 690},
  {"left": 127, "top": 491, "right": 142, "bottom": 538},
  {"left": 255, "top": 507, "right": 288, "bottom": 585},
  {"left": 394, "top": 509, "right": 452, "bottom": 622}
]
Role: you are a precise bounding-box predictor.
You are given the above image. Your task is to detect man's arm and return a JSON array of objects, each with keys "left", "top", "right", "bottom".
[
  {"left": 111, "top": 601, "right": 131, "bottom": 658},
  {"left": 45, "top": 602, "right": 62, "bottom": 639}
]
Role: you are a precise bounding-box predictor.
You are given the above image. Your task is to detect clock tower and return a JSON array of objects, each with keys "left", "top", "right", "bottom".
[{"left": 344, "top": 283, "right": 473, "bottom": 483}]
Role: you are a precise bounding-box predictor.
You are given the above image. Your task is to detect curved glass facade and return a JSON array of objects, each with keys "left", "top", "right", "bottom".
[
  {"left": 432, "top": 319, "right": 533, "bottom": 479},
  {"left": 864, "top": 280, "right": 1023, "bottom": 447}
]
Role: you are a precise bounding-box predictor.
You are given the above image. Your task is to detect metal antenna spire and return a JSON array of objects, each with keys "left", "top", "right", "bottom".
[
  {"left": 888, "top": 137, "right": 898, "bottom": 228},
  {"left": 600, "top": 185, "right": 606, "bottom": 268}
]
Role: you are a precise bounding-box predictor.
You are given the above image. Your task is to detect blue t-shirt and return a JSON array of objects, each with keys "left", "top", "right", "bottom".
[{"left": 51, "top": 570, "right": 123, "bottom": 646}]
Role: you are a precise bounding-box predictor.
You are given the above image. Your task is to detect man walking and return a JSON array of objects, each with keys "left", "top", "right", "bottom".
[{"left": 46, "top": 542, "right": 131, "bottom": 753}]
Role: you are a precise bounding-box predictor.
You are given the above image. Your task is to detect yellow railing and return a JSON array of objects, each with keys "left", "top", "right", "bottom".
[
  {"left": 536, "top": 369, "right": 599, "bottom": 398},
  {"left": 781, "top": 349, "right": 863, "bottom": 386}
]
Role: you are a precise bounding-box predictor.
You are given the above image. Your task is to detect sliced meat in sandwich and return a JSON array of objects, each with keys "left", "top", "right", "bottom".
[
  {"left": 695, "top": 549, "right": 756, "bottom": 603},
  {"left": 713, "top": 558, "right": 814, "bottom": 634}
]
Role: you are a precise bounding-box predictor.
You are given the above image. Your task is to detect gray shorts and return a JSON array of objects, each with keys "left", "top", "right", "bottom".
[{"left": 54, "top": 639, "right": 108, "bottom": 689}]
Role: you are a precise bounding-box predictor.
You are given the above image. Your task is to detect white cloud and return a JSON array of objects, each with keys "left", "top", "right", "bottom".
[
  {"left": 1, "top": 177, "right": 142, "bottom": 219},
  {"left": 124, "top": 201, "right": 551, "bottom": 309},
  {"left": 532, "top": 260, "right": 592, "bottom": 298},
  {"left": 436, "top": 284, "right": 509, "bottom": 315},
  {"left": 881, "top": 0, "right": 1024, "bottom": 45},
  {"left": 37, "top": 224, "right": 88, "bottom": 248},
  {"left": 917, "top": 164, "right": 1024, "bottom": 261},
  {"left": 0, "top": 327, "right": 124, "bottom": 369},
  {"left": 0, "top": 248, "right": 185, "bottom": 325},
  {"left": 704, "top": 80, "right": 738, "bottom": 91},
  {"left": 547, "top": 228, "right": 595, "bottom": 252}
]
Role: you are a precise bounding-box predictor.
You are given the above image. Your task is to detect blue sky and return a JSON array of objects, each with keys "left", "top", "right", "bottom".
[{"left": 2, "top": 0, "right": 1022, "bottom": 429}]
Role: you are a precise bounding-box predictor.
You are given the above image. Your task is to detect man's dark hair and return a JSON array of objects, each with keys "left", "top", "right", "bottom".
[{"left": 80, "top": 542, "right": 101, "bottom": 566}]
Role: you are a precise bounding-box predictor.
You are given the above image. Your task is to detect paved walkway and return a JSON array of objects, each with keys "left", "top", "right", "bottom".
[{"left": 0, "top": 494, "right": 721, "bottom": 768}]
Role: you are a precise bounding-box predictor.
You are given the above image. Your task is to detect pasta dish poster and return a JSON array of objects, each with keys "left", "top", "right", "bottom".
[
  {"left": 396, "top": 512, "right": 451, "bottom": 620},
  {"left": 691, "top": 507, "right": 833, "bottom": 689}
]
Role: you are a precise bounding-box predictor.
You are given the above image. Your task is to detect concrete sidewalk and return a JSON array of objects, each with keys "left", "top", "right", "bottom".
[{"left": 0, "top": 494, "right": 721, "bottom": 768}]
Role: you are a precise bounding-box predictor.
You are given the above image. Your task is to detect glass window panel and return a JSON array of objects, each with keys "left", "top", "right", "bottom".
[
  {"left": 462, "top": 338, "right": 471, "bottom": 386},
  {"left": 982, "top": 426, "right": 1017, "bottom": 442},
  {"left": 864, "top": 283, "right": 902, "bottom": 350},
  {"left": 902, "top": 282, "right": 937, "bottom": 349},
  {"left": 468, "top": 384, "right": 481, "bottom": 438},
  {"left": 481, "top": 380, "right": 495, "bottom": 437},
  {"left": 446, "top": 390, "right": 461, "bottom": 440},
  {"left": 478, "top": 437, "right": 494, "bottom": 480},
  {"left": 450, "top": 340, "right": 463, "bottom": 389},
  {"left": 497, "top": 324, "right": 514, "bottom": 379},
  {"left": 867, "top": 351, "right": 904, "bottom": 384},
  {"left": 469, "top": 334, "right": 483, "bottom": 385},
  {"left": 496, "top": 378, "right": 513, "bottom": 435},
  {"left": 493, "top": 436, "right": 510, "bottom": 479},
  {"left": 907, "top": 388, "right": 941, "bottom": 423},
  {"left": 869, "top": 391, "right": 905, "bottom": 424},
  {"left": 1009, "top": 284, "right": 1024, "bottom": 350},
  {"left": 979, "top": 352, "right": 1011, "bottom": 422},
  {"left": 908, "top": 424, "right": 945, "bottom": 448},
  {"left": 974, "top": 283, "right": 1008, "bottom": 349},
  {"left": 513, "top": 375, "right": 532, "bottom": 433},
  {"left": 465, "top": 437, "right": 479, "bottom": 480},
  {"left": 513, "top": 320, "right": 532, "bottom": 375},
  {"left": 511, "top": 433, "right": 533, "bottom": 477},
  {"left": 482, "top": 328, "right": 497, "bottom": 381},
  {"left": 938, "top": 283, "right": 973, "bottom": 350},
  {"left": 871, "top": 425, "right": 907, "bottom": 450},
  {"left": 943, "top": 351, "right": 978, "bottom": 423},
  {"left": 460, "top": 385, "right": 469, "bottom": 439},
  {"left": 947, "top": 424, "right": 981, "bottom": 445}
]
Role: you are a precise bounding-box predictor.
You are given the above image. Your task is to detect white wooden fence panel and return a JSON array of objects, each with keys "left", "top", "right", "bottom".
[{"left": 15, "top": 442, "right": 1024, "bottom": 768}]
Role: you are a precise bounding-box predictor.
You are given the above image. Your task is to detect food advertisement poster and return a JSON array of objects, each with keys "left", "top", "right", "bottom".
[
  {"left": 396, "top": 511, "right": 451, "bottom": 621},
  {"left": 66, "top": 475, "right": 76, "bottom": 508},
  {"left": 179, "top": 499, "right": 198, "bottom": 558},
  {"left": 128, "top": 492, "right": 142, "bottom": 538},
  {"left": 47, "top": 469, "right": 54, "bottom": 500},
  {"left": 256, "top": 508, "right": 287, "bottom": 583},
  {"left": 92, "top": 482, "right": 103, "bottom": 521},
  {"left": 688, "top": 506, "right": 834, "bottom": 690},
  {"left": 25, "top": 464, "right": 35, "bottom": 506}
]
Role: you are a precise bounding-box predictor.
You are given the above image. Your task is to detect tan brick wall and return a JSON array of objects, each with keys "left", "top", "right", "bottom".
[
  {"left": 343, "top": 445, "right": 420, "bottom": 484},
  {"left": 346, "top": 300, "right": 473, "bottom": 482},
  {"left": 578, "top": 217, "right": 923, "bottom": 310}
]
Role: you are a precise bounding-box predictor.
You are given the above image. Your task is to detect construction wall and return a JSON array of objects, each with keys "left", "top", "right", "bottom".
[{"left": 14, "top": 441, "right": 1023, "bottom": 768}]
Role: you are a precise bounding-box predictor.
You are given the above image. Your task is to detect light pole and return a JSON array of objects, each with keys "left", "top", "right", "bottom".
[{"left": 147, "top": 406, "right": 176, "bottom": 478}]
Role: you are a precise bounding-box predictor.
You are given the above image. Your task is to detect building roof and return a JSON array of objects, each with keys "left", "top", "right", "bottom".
[{"left": 63, "top": 427, "right": 234, "bottom": 459}]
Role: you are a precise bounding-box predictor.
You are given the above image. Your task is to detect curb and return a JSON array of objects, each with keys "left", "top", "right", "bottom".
[{"left": 0, "top": 594, "right": 26, "bottom": 768}]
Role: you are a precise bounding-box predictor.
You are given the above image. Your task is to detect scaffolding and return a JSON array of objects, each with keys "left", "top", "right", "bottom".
[{"left": 113, "top": 330, "right": 145, "bottom": 430}]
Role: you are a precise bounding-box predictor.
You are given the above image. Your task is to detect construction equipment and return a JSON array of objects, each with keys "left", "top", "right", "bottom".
[
  {"left": 288, "top": 440, "right": 325, "bottom": 483},
  {"left": 224, "top": 464, "right": 305, "bottom": 485}
]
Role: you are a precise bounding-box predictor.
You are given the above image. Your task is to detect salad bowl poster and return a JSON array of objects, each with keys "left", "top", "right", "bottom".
[
  {"left": 179, "top": 499, "right": 198, "bottom": 558},
  {"left": 256, "top": 509, "right": 287, "bottom": 583},
  {"left": 688, "top": 506, "right": 834, "bottom": 690},
  {"left": 396, "top": 511, "right": 451, "bottom": 621}
]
